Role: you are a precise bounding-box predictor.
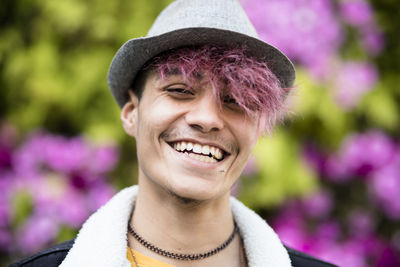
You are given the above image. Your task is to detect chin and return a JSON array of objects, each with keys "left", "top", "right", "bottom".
[{"left": 167, "top": 178, "right": 227, "bottom": 203}]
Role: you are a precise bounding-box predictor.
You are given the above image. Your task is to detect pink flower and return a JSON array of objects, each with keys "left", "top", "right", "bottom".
[
  {"left": 325, "top": 154, "right": 353, "bottom": 182},
  {"left": 339, "top": 0, "right": 384, "bottom": 55},
  {"left": 17, "top": 215, "right": 59, "bottom": 254},
  {"left": 0, "top": 173, "right": 15, "bottom": 228},
  {"left": 0, "top": 228, "right": 12, "bottom": 252},
  {"left": 87, "top": 145, "right": 119, "bottom": 174},
  {"left": 334, "top": 241, "right": 368, "bottom": 267},
  {"left": 0, "top": 145, "right": 12, "bottom": 170},
  {"left": 361, "top": 25, "right": 385, "bottom": 55},
  {"left": 339, "top": 131, "right": 395, "bottom": 176},
  {"left": 58, "top": 189, "right": 90, "bottom": 227},
  {"left": 301, "top": 189, "right": 333, "bottom": 218},
  {"left": 376, "top": 246, "right": 400, "bottom": 267},
  {"left": 339, "top": 0, "right": 373, "bottom": 27},
  {"left": 44, "top": 136, "right": 90, "bottom": 173},
  {"left": 348, "top": 210, "right": 376, "bottom": 237},
  {"left": 369, "top": 160, "right": 400, "bottom": 219},
  {"left": 87, "top": 182, "right": 116, "bottom": 211},
  {"left": 314, "top": 239, "right": 369, "bottom": 267},
  {"left": 0, "top": 128, "right": 120, "bottom": 256},
  {"left": 334, "top": 61, "right": 378, "bottom": 109},
  {"left": 0, "top": 123, "right": 17, "bottom": 168},
  {"left": 275, "top": 222, "right": 310, "bottom": 251},
  {"left": 242, "top": 0, "right": 343, "bottom": 78},
  {"left": 272, "top": 203, "right": 310, "bottom": 250},
  {"left": 13, "top": 132, "right": 119, "bottom": 178},
  {"left": 0, "top": 204, "right": 11, "bottom": 228},
  {"left": 315, "top": 221, "right": 341, "bottom": 241},
  {"left": 303, "top": 144, "right": 326, "bottom": 176}
]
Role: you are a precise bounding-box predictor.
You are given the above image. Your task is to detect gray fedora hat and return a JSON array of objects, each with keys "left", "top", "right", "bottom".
[{"left": 107, "top": 0, "right": 295, "bottom": 108}]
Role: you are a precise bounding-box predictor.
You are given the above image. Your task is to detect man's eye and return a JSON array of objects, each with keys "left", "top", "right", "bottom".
[
  {"left": 223, "top": 96, "right": 238, "bottom": 105},
  {"left": 222, "top": 96, "right": 245, "bottom": 112},
  {"left": 166, "top": 88, "right": 194, "bottom": 95}
]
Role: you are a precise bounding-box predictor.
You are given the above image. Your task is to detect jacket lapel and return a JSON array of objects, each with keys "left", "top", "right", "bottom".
[
  {"left": 60, "top": 186, "right": 137, "bottom": 267},
  {"left": 60, "top": 185, "right": 292, "bottom": 267},
  {"left": 231, "top": 197, "right": 292, "bottom": 266}
]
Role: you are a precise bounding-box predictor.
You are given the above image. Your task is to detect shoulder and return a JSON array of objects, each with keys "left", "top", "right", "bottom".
[
  {"left": 285, "top": 246, "right": 337, "bottom": 267},
  {"left": 9, "top": 239, "right": 74, "bottom": 267}
]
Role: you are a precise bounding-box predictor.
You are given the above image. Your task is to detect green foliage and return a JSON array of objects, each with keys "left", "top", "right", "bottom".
[
  {"left": 359, "top": 82, "right": 399, "bottom": 130},
  {"left": 370, "top": 0, "right": 400, "bottom": 73},
  {"left": 292, "top": 70, "right": 351, "bottom": 148},
  {"left": 56, "top": 226, "right": 78, "bottom": 244},
  {"left": 240, "top": 130, "right": 317, "bottom": 209},
  {"left": 11, "top": 191, "right": 33, "bottom": 227},
  {"left": 0, "top": 0, "right": 173, "bottom": 141}
]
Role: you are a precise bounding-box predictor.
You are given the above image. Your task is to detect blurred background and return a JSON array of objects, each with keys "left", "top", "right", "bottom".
[{"left": 0, "top": 0, "right": 399, "bottom": 266}]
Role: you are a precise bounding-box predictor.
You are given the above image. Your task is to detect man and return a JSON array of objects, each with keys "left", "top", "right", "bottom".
[{"left": 11, "top": 0, "right": 335, "bottom": 266}]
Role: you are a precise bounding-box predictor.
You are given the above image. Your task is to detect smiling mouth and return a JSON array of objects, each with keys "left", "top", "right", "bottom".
[{"left": 169, "top": 141, "right": 227, "bottom": 163}]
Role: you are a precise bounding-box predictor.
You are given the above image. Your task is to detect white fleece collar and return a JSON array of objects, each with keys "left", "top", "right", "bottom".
[{"left": 60, "top": 185, "right": 292, "bottom": 267}]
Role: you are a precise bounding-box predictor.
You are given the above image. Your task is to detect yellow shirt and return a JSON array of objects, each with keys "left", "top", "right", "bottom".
[{"left": 127, "top": 247, "right": 176, "bottom": 267}]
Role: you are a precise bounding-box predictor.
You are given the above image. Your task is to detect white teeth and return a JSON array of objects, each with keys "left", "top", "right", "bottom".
[
  {"left": 210, "top": 146, "right": 215, "bottom": 155},
  {"left": 181, "top": 141, "right": 187, "bottom": 151},
  {"left": 186, "top": 142, "right": 193, "bottom": 151},
  {"left": 173, "top": 141, "right": 225, "bottom": 161},
  {"left": 215, "top": 149, "right": 222, "bottom": 160},
  {"left": 193, "top": 144, "right": 202, "bottom": 153},
  {"left": 202, "top": 145, "right": 210, "bottom": 155},
  {"left": 188, "top": 152, "right": 217, "bottom": 163}
]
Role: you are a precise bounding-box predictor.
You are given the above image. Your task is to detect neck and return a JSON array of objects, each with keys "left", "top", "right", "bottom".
[{"left": 129, "top": 178, "right": 244, "bottom": 266}]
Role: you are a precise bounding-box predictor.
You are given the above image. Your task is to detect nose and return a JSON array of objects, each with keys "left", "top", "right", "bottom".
[{"left": 185, "top": 92, "right": 224, "bottom": 133}]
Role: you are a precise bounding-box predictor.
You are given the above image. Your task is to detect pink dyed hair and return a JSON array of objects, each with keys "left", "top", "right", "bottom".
[{"left": 142, "top": 45, "right": 291, "bottom": 133}]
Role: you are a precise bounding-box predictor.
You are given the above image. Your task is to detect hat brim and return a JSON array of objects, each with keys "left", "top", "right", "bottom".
[{"left": 107, "top": 27, "right": 295, "bottom": 108}]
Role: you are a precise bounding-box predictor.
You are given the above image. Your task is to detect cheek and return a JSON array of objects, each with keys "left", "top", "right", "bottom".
[
  {"left": 235, "top": 118, "right": 259, "bottom": 149},
  {"left": 226, "top": 120, "right": 258, "bottom": 176},
  {"left": 137, "top": 102, "right": 178, "bottom": 135},
  {"left": 135, "top": 101, "right": 185, "bottom": 165},
  {"left": 145, "top": 97, "right": 186, "bottom": 123}
]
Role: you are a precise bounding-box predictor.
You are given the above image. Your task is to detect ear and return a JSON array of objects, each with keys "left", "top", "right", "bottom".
[{"left": 121, "top": 90, "right": 139, "bottom": 138}]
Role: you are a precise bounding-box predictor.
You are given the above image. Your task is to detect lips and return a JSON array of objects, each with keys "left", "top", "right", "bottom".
[{"left": 170, "top": 141, "right": 226, "bottom": 163}]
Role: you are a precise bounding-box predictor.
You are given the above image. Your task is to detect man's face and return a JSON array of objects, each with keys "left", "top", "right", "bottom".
[{"left": 122, "top": 70, "right": 259, "bottom": 201}]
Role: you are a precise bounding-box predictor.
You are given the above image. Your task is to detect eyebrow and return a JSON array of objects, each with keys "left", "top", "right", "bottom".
[{"left": 159, "top": 67, "right": 204, "bottom": 81}]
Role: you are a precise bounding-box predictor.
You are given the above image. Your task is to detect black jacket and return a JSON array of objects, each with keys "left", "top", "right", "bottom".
[{"left": 10, "top": 239, "right": 336, "bottom": 267}]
